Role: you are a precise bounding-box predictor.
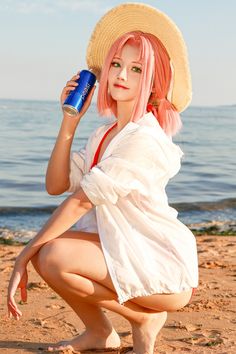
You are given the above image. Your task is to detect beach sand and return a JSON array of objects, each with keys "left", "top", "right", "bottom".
[{"left": 0, "top": 234, "right": 236, "bottom": 354}]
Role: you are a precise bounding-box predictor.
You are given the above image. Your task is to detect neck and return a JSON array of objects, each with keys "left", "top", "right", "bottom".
[{"left": 115, "top": 101, "right": 135, "bottom": 132}]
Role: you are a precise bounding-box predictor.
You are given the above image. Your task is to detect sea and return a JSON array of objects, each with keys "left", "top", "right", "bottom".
[{"left": 0, "top": 99, "right": 236, "bottom": 242}]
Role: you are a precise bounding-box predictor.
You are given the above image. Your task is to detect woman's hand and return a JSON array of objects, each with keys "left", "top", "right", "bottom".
[
  {"left": 60, "top": 71, "right": 96, "bottom": 121},
  {"left": 7, "top": 261, "right": 28, "bottom": 320}
]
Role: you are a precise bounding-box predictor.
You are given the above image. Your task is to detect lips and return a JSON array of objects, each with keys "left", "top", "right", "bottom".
[{"left": 114, "top": 83, "right": 129, "bottom": 89}]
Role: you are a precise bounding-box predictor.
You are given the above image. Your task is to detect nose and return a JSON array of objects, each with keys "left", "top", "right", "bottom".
[{"left": 117, "top": 66, "right": 127, "bottom": 81}]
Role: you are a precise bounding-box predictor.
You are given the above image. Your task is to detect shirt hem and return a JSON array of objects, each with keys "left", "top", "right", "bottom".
[{"left": 117, "top": 285, "right": 197, "bottom": 305}]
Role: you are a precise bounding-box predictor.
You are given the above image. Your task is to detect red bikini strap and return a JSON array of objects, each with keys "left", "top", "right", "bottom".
[{"left": 90, "top": 122, "right": 117, "bottom": 170}]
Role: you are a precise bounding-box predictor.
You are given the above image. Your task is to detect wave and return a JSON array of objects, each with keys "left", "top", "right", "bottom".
[
  {"left": 1, "top": 197, "right": 236, "bottom": 215},
  {"left": 171, "top": 198, "right": 236, "bottom": 212},
  {"left": 0, "top": 206, "right": 56, "bottom": 215},
  {"left": 1, "top": 220, "right": 235, "bottom": 245},
  {"left": 0, "top": 198, "right": 236, "bottom": 244}
]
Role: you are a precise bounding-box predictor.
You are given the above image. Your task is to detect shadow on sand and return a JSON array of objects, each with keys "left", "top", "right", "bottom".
[{"left": 0, "top": 340, "right": 133, "bottom": 353}]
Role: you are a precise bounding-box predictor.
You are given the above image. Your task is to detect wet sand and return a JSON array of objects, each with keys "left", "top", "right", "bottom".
[{"left": 0, "top": 234, "right": 236, "bottom": 353}]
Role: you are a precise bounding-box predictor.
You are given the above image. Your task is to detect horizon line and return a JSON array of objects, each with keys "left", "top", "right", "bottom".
[{"left": 0, "top": 97, "right": 235, "bottom": 109}]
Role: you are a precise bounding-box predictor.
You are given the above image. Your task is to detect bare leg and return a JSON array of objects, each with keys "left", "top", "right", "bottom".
[
  {"left": 33, "top": 231, "right": 191, "bottom": 353},
  {"left": 39, "top": 277, "right": 121, "bottom": 351},
  {"left": 46, "top": 269, "right": 167, "bottom": 354},
  {"left": 32, "top": 233, "right": 121, "bottom": 351}
]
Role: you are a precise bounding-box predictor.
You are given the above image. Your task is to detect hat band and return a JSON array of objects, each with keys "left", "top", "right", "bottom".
[{"left": 167, "top": 60, "right": 174, "bottom": 102}]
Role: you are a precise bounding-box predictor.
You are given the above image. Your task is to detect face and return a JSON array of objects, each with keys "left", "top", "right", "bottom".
[{"left": 108, "top": 42, "right": 142, "bottom": 103}]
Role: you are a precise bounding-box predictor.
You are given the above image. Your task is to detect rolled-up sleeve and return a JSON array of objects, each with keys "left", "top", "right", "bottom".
[
  {"left": 67, "top": 148, "right": 86, "bottom": 193},
  {"left": 80, "top": 131, "right": 179, "bottom": 206},
  {"left": 80, "top": 157, "right": 150, "bottom": 205}
]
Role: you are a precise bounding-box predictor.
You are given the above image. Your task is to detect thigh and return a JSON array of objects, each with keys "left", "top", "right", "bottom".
[
  {"left": 58, "top": 229, "right": 100, "bottom": 242},
  {"left": 131, "top": 289, "right": 193, "bottom": 312},
  {"left": 39, "top": 231, "right": 192, "bottom": 312},
  {"left": 39, "top": 230, "right": 116, "bottom": 293}
]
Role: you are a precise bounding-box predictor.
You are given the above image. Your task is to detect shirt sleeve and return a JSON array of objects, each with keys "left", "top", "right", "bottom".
[
  {"left": 80, "top": 130, "right": 182, "bottom": 205},
  {"left": 66, "top": 123, "right": 114, "bottom": 194},
  {"left": 67, "top": 148, "right": 86, "bottom": 193}
]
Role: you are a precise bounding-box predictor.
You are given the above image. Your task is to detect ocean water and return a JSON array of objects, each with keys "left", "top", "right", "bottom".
[{"left": 0, "top": 99, "right": 236, "bottom": 234}]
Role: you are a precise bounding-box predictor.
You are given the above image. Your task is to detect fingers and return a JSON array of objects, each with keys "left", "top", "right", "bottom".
[
  {"left": 63, "top": 80, "right": 78, "bottom": 94},
  {"left": 7, "top": 265, "right": 28, "bottom": 320},
  {"left": 61, "top": 73, "right": 80, "bottom": 103},
  {"left": 61, "top": 70, "right": 96, "bottom": 115},
  {"left": 8, "top": 297, "right": 22, "bottom": 320},
  {"left": 66, "top": 79, "right": 79, "bottom": 87},
  {"left": 8, "top": 304, "right": 22, "bottom": 320},
  {"left": 65, "top": 73, "right": 80, "bottom": 89},
  {"left": 67, "top": 72, "right": 80, "bottom": 83},
  {"left": 20, "top": 286, "right": 27, "bottom": 303}
]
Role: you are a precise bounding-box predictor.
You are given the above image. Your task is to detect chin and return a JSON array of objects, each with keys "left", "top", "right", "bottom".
[{"left": 110, "top": 93, "right": 134, "bottom": 102}]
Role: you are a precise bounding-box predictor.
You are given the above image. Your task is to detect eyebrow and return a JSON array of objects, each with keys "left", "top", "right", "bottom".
[{"left": 113, "top": 56, "right": 142, "bottom": 65}]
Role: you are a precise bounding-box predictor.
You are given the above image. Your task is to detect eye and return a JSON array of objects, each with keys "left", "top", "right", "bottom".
[
  {"left": 132, "top": 66, "right": 142, "bottom": 73},
  {"left": 111, "top": 61, "right": 120, "bottom": 67}
]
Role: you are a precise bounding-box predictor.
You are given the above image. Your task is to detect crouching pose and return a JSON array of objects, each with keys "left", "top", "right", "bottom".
[{"left": 8, "top": 3, "right": 198, "bottom": 354}]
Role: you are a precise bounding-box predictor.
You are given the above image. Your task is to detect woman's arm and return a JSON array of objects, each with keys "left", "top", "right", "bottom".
[
  {"left": 45, "top": 115, "right": 81, "bottom": 195},
  {"left": 8, "top": 188, "right": 93, "bottom": 319},
  {"left": 46, "top": 72, "right": 96, "bottom": 195},
  {"left": 17, "top": 188, "right": 93, "bottom": 265}
]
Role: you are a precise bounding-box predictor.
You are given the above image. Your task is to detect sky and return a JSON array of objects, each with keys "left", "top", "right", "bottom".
[{"left": 1, "top": 0, "right": 235, "bottom": 106}]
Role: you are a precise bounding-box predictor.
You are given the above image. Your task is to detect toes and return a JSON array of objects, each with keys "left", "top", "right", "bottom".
[
  {"left": 48, "top": 343, "right": 123, "bottom": 353},
  {"left": 47, "top": 343, "right": 74, "bottom": 352}
]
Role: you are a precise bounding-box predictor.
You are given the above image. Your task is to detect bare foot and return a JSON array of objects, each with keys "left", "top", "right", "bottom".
[
  {"left": 130, "top": 311, "right": 167, "bottom": 354},
  {"left": 47, "top": 327, "right": 121, "bottom": 352}
]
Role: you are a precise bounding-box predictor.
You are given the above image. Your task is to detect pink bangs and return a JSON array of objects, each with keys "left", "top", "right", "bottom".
[{"left": 97, "top": 31, "right": 182, "bottom": 137}]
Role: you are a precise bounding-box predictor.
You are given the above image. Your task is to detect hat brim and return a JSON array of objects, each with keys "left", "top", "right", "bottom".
[{"left": 86, "top": 3, "right": 192, "bottom": 112}]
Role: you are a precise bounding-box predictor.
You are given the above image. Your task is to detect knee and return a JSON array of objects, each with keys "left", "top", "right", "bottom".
[{"left": 34, "top": 240, "right": 62, "bottom": 279}]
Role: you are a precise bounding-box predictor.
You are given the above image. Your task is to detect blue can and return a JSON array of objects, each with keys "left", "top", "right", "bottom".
[{"left": 62, "top": 69, "right": 96, "bottom": 116}]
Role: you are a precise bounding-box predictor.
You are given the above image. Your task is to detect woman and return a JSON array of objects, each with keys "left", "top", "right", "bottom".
[{"left": 7, "top": 3, "right": 198, "bottom": 354}]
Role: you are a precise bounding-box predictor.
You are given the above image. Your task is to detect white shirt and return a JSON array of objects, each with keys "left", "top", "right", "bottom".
[{"left": 67, "top": 112, "right": 199, "bottom": 304}]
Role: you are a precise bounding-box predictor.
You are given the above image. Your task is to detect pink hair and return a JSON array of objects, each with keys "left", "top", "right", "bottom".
[{"left": 97, "top": 31, "right": 182, "bottom": 136}]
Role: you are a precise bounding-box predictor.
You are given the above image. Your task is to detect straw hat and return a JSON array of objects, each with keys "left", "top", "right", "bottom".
[{"left": 86, "top": 2, "right": 192, "bottom": 112}]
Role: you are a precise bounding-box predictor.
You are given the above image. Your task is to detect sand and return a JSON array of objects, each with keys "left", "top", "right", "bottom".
[{"left": 0, "top": 234, "right": 236, "bottom": 354}]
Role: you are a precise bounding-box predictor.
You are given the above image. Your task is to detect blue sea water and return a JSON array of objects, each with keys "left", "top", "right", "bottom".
[{"left": 0, "top": 99, "right": 236, "bottom": 232}]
